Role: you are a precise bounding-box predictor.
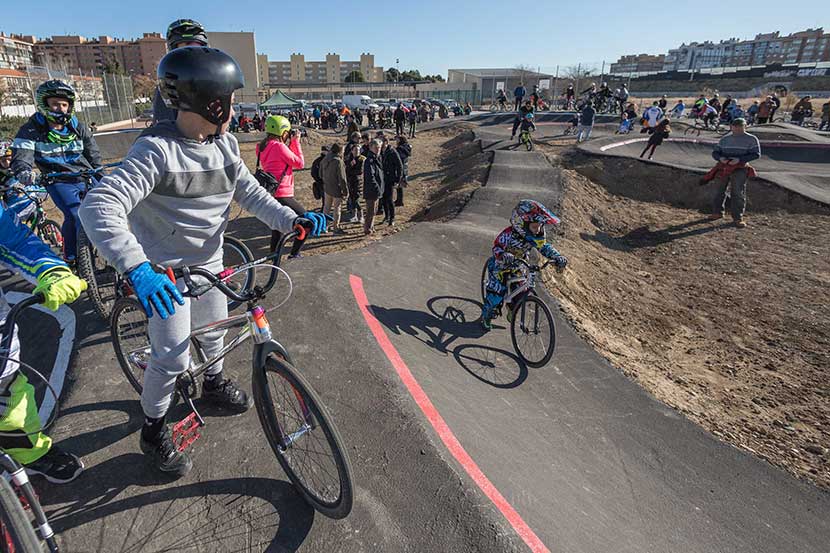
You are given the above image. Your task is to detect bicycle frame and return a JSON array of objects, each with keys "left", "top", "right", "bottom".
[{"left": 503, "top": 269, "right": 536, "bottom": 306}]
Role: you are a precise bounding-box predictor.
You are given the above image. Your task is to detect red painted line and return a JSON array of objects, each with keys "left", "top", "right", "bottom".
[{"left": 349, "top": 274, "right": 551, "bottom": 553}]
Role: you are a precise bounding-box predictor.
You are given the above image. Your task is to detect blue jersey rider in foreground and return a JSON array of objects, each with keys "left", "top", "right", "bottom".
[
  {"left": 0, "top": 200, "right": 87, "bottom": 483},
  {"left": 481, "top": 200, "right": 568, "bottom": 330}
]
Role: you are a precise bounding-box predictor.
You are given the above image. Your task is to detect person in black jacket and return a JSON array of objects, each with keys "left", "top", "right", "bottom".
[
  {"left": 395, "top": 136, "right": 412, "bottom": 207},
  {"left": 11, "top": 80, "right": 101, "bottom": 263},
  {"left": 394, "top": 105, "right": 407, "bottom": 136},
  {"left": 380, "top": 138, "right": 403, "bottom": 226},
  {"left": 362, "top": 139, "right": 384, "bottom": 235},
  {"left": 152, "top": 19, "right": 209, "bottom": 124}
]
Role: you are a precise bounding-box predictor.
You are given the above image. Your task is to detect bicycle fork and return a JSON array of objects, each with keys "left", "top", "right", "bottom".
[{"left": 0, "top": 453, "right": 59, "bottom": 552}]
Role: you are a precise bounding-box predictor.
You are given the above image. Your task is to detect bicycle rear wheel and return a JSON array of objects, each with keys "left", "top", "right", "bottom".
[
  {"left": 222, "top": 235, "right": 255, "bottom": 311},
  {"left": 37, "top": 219, "right": 63, "bottom": 257},
  {"left": 510, "top": 294, "right": 556, "bottom": 368},
  {"left": 0, "top": 477, "right": 40, "bottom": 553},
  {"left": 77, "top": 228, "right": 118, "bottom": 321},
  {"left": 111, "top": 296, "right": 150, "bottom": 395},
  {"left": 684, "top": 126, "right": 701, "bottom": 137},
  {"left": 253, "top": 353, "right": 353, "bottom": 519}
]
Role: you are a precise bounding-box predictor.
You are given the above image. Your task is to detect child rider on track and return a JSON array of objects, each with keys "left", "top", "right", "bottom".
[{"left": 481, "top": 200, "right": 568, "bottom": 330}]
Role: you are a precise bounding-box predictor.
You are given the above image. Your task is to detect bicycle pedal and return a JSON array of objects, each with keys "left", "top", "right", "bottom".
[{"left": 172, "top": 413, "right": 202, "bottom": 452}]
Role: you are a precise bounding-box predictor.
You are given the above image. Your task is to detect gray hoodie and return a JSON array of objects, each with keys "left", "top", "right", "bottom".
[{"left": 79, "top": 121, "right": 298, "bottom": 273}]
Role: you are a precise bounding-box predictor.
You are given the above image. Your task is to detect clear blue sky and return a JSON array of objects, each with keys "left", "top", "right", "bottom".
[{"left": 4, "top": 0, "right": 828, "bottom": 76}]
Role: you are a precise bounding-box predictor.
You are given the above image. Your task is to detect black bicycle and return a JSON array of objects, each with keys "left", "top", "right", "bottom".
[
  {"left": 110, "top": 227, "right": 354, "bottom": 519},
  {"left": 480, "top": 257, "right": 558, "bottom": 367},
  {"left": 0, "top": 294, "right": 62, "bottom": 553}
]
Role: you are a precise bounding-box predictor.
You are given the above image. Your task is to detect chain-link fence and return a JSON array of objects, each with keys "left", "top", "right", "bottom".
[
  {"left": 422, "top": 89, "right": 482, "bottom": 104},
  {"left": 74, "top": 73, "right": 136, "bottom": 127}
]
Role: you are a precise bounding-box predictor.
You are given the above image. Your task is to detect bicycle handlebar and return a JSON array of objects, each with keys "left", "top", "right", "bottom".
[
  {"left": 511, "top": 258, "right": 554, "bottom": 272},
  {"left": 174, "top": 227, "right": 304, "bottom": 303},
  {"left": 41, "top": 161, "right": 122, "bottom": 182}
]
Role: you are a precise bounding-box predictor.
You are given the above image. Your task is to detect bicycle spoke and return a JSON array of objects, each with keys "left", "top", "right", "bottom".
[{"left": 266, "top": 371, "right": 342, "bottom": 504}]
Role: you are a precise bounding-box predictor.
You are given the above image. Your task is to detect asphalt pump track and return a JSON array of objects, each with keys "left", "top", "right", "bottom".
[{"left": 6, "top": 121, "right": 830, "bottom": 552}]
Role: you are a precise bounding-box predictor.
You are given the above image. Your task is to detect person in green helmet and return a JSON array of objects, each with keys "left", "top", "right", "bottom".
[{"left": 152, "top": 19, "right": 209, "bottom": 124}]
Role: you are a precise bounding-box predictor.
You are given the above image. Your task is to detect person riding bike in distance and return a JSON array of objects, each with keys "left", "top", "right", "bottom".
[
  {"left": 481, "top": 200, "right": 568, "bottom": 330},
  {"left": 78, "top": 47, "right": 329, "bottom": 478},
  {"left": 518, "top": 112, "right": 536, "bottom": 141},
  {"left": 0, "top": 198, "right": 87, "bottom": 483},
  {"left": 11, "top": 80, "right": 101, "bottom": 266},
  {"left": 511, "top": 100, "right": 534, "bottom": 140}
]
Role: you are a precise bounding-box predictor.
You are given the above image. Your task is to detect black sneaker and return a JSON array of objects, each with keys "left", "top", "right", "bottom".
[
  {"left": 202, "top": 377, "right": 253, "bottom": 413},
  {"left": 139, "top": 425, "right": 192, "bottom": 477},
  {"left": 25, "top": 446, "right": 84, "bottom": 484}
]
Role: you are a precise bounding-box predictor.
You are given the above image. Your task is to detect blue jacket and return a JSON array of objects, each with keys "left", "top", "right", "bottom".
[
  {"left": 580, "top": 105, "right": 596, "bottom": 126},
  {"left": 11, "top": 113, "right": 101, "bottom": 182},
  {"left": 514, "top": 86, "right": 526, "bottom": 98},
  {"left": 0, "top": 202, "right": 65, "bottom": 284}
]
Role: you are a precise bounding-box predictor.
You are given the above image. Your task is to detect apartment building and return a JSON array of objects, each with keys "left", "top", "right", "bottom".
[
  {"left": 609, "top": 54, "right": 666, "bottom": 75},
  {"left": 0, "top": 33, "right": 35, "bottom": 70},
  {"left": 31, "top": 33, "right": 166, "bottom": 76},
  {"left": 266, "top": 53, "right": 384, "bottom": 84}
]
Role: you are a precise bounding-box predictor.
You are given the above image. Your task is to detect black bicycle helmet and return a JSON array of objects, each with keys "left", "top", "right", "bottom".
[
  {"left": 166, "top": 19, "right": 208, "bottom": 49},
  {"left": 157, "top": 47, "right": 244, "bottom": 126}
]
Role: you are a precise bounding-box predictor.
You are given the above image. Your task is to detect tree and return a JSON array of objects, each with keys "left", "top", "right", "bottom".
[
  {"left": 424, "top": 74, "right": 445, "bottom": 83},
  {"left": 344, "top": 70, "right": 365, "bottom": 83},
  {"left": 131, "top": 74, "right": 156, "bottom": 101},
  {"left": 562, "top": 64, "right": 597, "bottom": 81},
  {"left": 384, "top": 68, "right": 400, "bottom": 82},
  {"left": 400, "top": 69, "right": 423, "bottom": 82}
]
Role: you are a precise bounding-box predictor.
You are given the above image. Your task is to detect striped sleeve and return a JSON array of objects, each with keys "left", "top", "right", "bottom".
[{"left": 0, "top": 204, "right": 66, "bottom": 283}]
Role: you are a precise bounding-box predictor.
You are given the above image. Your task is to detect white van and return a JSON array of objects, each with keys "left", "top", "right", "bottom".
[{"left": 342, "top": 95, "right": 379, "bottom": 110}]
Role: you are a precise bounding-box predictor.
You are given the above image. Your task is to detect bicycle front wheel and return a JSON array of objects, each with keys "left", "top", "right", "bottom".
[
  {"left": 111, "top": 296, "right": 150, "bottom": 395},
  {"left": 222, "top": 235, "right": 254, "bottom": 311},
  {"left": 480, "top": 258, "right": 490, "bottom": 304},
  {"left": 253, "top": 353, "right": 353, "bottom": 519},
  {"left": 526, "top": 136, "right": 534, "bottom": 151},
  {"left": 37, "top": 219, "right": 63, "bottom": 256},
  {"left": 510, "top": 294, "right": 556, "bottom": 368},
  {"left": 0, "top": 477, "right": 41, "bottom": 553},
  {"left": 77, "top": 228, "right": 118, "bottom": 320}
]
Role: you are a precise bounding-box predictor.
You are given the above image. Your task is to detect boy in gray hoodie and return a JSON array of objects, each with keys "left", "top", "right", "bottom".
[{"left": 79, "top": 47, "right": 327, "bottom": 477}]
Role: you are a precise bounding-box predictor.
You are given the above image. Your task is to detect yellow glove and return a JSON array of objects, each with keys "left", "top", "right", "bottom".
[{"left": 33, "top": 267, "right": 87, "bottom": 311}]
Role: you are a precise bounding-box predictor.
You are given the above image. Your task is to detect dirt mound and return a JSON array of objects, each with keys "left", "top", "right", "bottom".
[
  {"left": 546, "top": 153, "right": 830, "bottom": 488},
  {"left": 564, "top": 150, "right": 825, "bottom": 214}
]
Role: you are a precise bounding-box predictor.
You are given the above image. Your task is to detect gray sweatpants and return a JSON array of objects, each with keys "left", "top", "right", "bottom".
[
  {"left": 142, "top": 261, "right": 227, "bottom": 419},
  {"left": 713, "top": 168, "right": 748, "bottom": 221}
]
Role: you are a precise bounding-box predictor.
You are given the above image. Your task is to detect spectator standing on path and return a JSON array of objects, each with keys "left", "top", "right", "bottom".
[
  {"left": 705, "top": 118, "right": 760, "bottom": 228},
  {"left": 395, "top": 136, "right": 411, "bottom": 207},
  {"left": 152, "top": 19, "right": 208, "bottom": 124},
  {"left": 381, "top": 137, "right": 403, "bottom": 226},
  {"left": 757, "top": 97, "right": 773, "bottom": 124},
  {"left": 394, "top": 104, "right": 407, "bottom": 136},
  {"left": 362, "top": 139, "right": 384, "bottom": 235},
  {"left": 310, "top": 145, "right": 327, "bottom": 212},
  {"left": 576, "top": 102, "right": 596, "bottom": 143},
  {"left": 640, "top": 119, "right": 671, "bottom": 160},
  {"left": 347, "top": 117, "right": 359, "bottom": 137},
  {"left": 321, "top": 143, "right": 349, "bottom": 235},
  {"left": 346, "top": 143, "right": 365, "bottom": 223},
  {"left": 820, "top": 100, "right": 830, "bottom": 131},
  {"left": 514, "top": 83, "right": 527, "bottom": 111},
  {"left": 407, "top": 107, "right": 418, "bottom": 138},
  {"left": 658, "top": 95, "right": 668, "bottom": 111},
  {"left": 769, "top": 93, "right": 781, "bottom": 121},
  {"left": 256, "top": 115, "right": 307, "bottom": 258}
]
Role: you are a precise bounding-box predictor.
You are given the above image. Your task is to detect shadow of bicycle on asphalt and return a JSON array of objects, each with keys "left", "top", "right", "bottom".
[
  {"left": 370, "top": 295, "right": 528, "bottom": 388},
  {"left": 44, "top": 454, "right": 314, "bottom": 553}
]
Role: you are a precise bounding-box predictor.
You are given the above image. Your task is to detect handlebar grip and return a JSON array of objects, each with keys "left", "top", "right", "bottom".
[{"left": 294, "top": 224, "right": 308, "bottom": 242}]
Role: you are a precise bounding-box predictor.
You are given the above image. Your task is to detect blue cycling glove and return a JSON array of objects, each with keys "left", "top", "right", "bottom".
[
  {"left": 127, "top": 262, "right": 185, "bottom": 320},
  {"left": 552, "top": 255, "right": 568, "bottom": 269},
  {"left": 296, "top": 212, "right": 332, "bottom": 238}
]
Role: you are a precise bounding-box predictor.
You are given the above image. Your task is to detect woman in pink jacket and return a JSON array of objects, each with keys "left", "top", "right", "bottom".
[{"left": 256, "top": 115, "right": 307, "bottom": 257}]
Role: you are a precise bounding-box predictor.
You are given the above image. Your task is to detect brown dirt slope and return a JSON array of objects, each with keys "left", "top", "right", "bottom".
[{"left": 544, "top": 151, "right": 830, "bottom": 489}]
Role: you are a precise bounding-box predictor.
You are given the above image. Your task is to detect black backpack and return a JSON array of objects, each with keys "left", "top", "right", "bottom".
[{"left": 311, "top": 155, "right": 324, "bottom": 183}]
